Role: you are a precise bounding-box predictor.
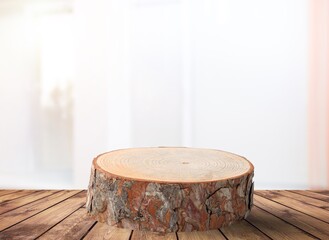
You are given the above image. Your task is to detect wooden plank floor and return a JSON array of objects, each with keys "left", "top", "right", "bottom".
[{"left": 0, "top": 190, "right": 328, "bottom": 239}]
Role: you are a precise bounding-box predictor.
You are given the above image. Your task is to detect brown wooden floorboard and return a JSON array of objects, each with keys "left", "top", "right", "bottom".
[
  {"left": 290, "top": 190, "right": 329, "bottom": 202},
  {"left": 0, "top": 190, "right": 38, "bottom": 203},
  {"left": 309, "top": 190, "right": 329, "bottom": 196},
  {"left": 0, "top": 190, "right": 81, "bottom": 231},
  {"left": 256, "top": 190, "right": 329, "bottom": 223},
  {"left": 0, "top": 190, "right": 328, "bottom": 239},
  {"left": 220, "top": 220, "right": 270, "bottom": 240},
  {"left": 0, "top": 191, "right": 85, "bottom": 239},
  {"left": 0, "top": 190, "right": 58, "bottom": 215},
  {"left": 254, "top": 194, "right": 329, "bottom": 239},
  {"left": 0, "top": 190, "right": 21, "bottom": 197},
  {"left": 132, "top": 230, "right": 177, "bottom": 240},
  {"left": 38, "top": 208, "right": 96, "bottom": 240},
  {"left": 83, "top": 223, "right": 132, "bottom": 240}
]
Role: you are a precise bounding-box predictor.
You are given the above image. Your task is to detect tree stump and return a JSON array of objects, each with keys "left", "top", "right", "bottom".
[{"left": 86, "top": 147, "right": 254, "bottom": 233}]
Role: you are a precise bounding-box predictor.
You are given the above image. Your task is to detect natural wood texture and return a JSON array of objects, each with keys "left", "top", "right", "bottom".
[
  {"left": 254, "top": 194, "right": 329, "bottom": 239},
  {"left": 38, "top": 208, "right": 96, "bottom": 240},
  {"left": 0, "top": 190, "right": 20, "bottom": 197},
  {"left": 87, "top": 147, "right": 254, "bottom": 232},
  {"left": 276, "top": 190, "right": 329, "bottom": 209},
  {"left": 0, "top": 190, "right": 58, "bottom": 215},
  {"left": 95, "top": 148, "right": 252, "bottom": 183},
  {"left": 309, "top": 190, "right": 329, "bottom": 195},
  {"left": 83, "top": 223, "right": 132, "bottom": 240},
  {"left": 256, "top": 190, "right": 329, "bottom": 223},
  {"left": 220, "top": 220, "right": 270, "bottom": 240},
  {"left": 0, "top": 190, "right": 37, "bottom": 203},
  {"left": 0, "top": 190, "right": 81, "bottom": 231},
  {"left": 132, "top": 230, "right": 177, "bottom": 240},
  {"left": 1, "top": 190, "right": 329, "bottom": 239},
  {"left": 246, "top": 206, "right": 316, "bottom": 239},
  {"left": 0, "top": 191, "right": 85, "bottom": 240},
  {"left": 178, "top": 230, "right": 226, "bottom": 240},
  {"left": 291, "top": 190, "right": 329, "bottom": 202}
]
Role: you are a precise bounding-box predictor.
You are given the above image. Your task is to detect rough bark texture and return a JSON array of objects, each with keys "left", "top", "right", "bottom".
[{"left": 87, "top": 160, "right": 254, "bottom": 233}]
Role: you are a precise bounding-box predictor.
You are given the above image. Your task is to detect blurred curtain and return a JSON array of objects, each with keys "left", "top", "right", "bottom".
[{"left": 308, "top": 0, "right": 329, "bottom": 189}]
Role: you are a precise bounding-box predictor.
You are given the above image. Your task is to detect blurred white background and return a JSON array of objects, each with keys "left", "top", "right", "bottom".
[{"left": 0, "top": 0, "right": 328, "bottom": 189}]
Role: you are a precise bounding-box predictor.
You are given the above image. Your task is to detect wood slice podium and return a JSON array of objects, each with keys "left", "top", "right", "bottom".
[{"left": 86, "top": 147, "right": 254, "bottom": 233}]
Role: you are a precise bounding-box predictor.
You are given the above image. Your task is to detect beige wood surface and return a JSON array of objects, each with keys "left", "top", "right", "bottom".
[{"left": 96, "top": 147, "right": 253, "bottom": 183}]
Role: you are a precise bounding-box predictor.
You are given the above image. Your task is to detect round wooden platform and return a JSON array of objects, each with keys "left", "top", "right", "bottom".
[{"left": 87, "top": 147, "right": 254, "bottom": 233}]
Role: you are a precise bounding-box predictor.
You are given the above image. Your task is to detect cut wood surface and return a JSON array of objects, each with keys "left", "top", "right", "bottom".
[
  {"left": 0, "top": 190, "right": 329, "bottom": 239},
  {"left": 87, "top": 147, "right": 254, "bottom": 232}
]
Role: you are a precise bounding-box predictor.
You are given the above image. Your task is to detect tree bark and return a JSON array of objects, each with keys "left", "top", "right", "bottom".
[{"left": 86, "top": 148, "right": 254, "bottom": 233}]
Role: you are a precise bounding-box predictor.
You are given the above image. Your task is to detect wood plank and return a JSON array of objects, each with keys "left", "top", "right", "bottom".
[
  {"left": 309, "top": 190, "right": 329, "bottom": 196},
  {"left": 0, "top": 190, "right": 20, "bottom": 197},
  {"left": 132, "top": 231, "right": 177, "bottom": 240},
  {"left": 256, "top": 191, "right": 329, "bottom": 223},
  {"left": 38, "top": 208, "right": 96, "bottom": 240},
  {"left": 83, "top": 223, "right": 132, "bottom": 240},
  {"left": 0, "top": 190, "right": 58, "bottom": 215},
  {"left": 0, "top": 190, "right": 81, "bottom": 231},
  {"left": 0, "top": 190, "right": 37, "bottom": 203},
  {"left": 290, "top": 190, "right": 329, "bottom": 202},
  {"left": 220, "top": 220, "right": 270, "bottom": 240},
  {"left": 178, "top": 230, "right": 225, "bottom": 240},
  {"left": 254, "top": 194, "right": 329, "bottom": 239},
  {"left": 0, "top": 191, "right": 86, "bottom": 240},
  {"left": 277, "top": 190, "right": 329, "bottom": 208},
  {"left": 246, "top": 206, "right": 316, "bottom": 239}
]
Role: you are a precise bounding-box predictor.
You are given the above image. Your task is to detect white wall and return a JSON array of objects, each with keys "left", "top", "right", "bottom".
[
  {"left": 189, "top": 0, "right": 309, "bottom": 189},
  {"left": 0, "top": 0, "right": 316, "bottom": 189},
  {"left": 91, "top": 0, "right": 308, "bottom": 189}
]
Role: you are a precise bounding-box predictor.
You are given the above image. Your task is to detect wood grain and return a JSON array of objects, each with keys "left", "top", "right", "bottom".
[
  {"left": 0, "top": 190, "right": 37, "bottom": 203},
  {"left": 290, "top": 190, "right": 329, "bottom": 202},
  {"left": 95, "top": 147, "right": 253, "bottom": 183},
  {"left": 0, "top": 190, "right": 20, "bottom": 197},
  {"left": 0, "top": 190, "right": 328, "bottom": 240},
  {"left": 309, "top": 190, "right": 329, "bottom": 195},
  {"left": 0, "top": 190, "right": 58, "bottom": 215},
  {"left": 221, "top": 220, "right": 270, "bottom": 240},
  {"left": 246, "top": 206, "right": 316, "bottom": 239},
  {"left": 132, "top": 231, "right": 177, "bottom": 240},
  {"left": 38, "top": 208, "right": 96, "bottom": 240},
  {"left": 278, "top": 190, "right": 329, "bottom": 208},
  {"left": 0, "top": 191, "right": 86, "bottom": 240},
  {"left": 255, "top": 191, "right": 329, "bottom": 223},
  {"left": 88, "top": 147, "right": 254, "bottom": 232},
  {"left": 83, "top": 223, "right": 132, "bottom": 240},
  {"left": 254, "top": 194, "right": 329, "bottom": 239},
  {"left": 178, "top": 230, "right": 226, "bottom": 240},
  {"left": 0, "top": 190, "right": 81, "bottom": 231}
]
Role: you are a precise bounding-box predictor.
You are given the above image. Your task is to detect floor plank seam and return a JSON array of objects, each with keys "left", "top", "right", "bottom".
[
  {"left": 254, "top": 193, "right": 329, "bottom": 224},
  {"left": 287, "top": 190, "right": 329, "bottom": 203},
  {"left": 308, "top": 190, "right": 329, "bottom": 196},
  {"left": 253, "top": 205, "right": 320, "bottom": 240},
  {"left": 0, "top": 190, "right": 84, "bottom": 233},
  {"left": 243, "top": 218, "right": 274, "bottom": 240},
  {"left": 0, "top": 190, "right": 40, "bottom": 204},
  {"left": 128, "top": 229, "right": 134, "bottom": 240},
  {"left": 80, "top": 220, "right": 97, "bottom": 239},
  {"left": 35, "top": 204, "right": 85, "bottom": 239},
  {"left": 218, "top": 229, "right": 228, "bottom": 240},
  {"left": 0, "top": 190, "right": 61, "bottom": 216},
  {"left": 0, "top": 190, "right": 21, "bottom": 197}
]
